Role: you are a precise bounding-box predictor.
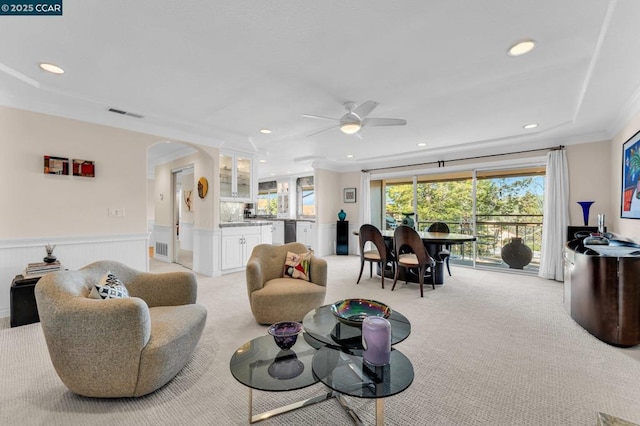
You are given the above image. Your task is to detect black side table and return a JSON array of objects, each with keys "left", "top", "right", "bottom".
[{"left": 10, "top": 275, "right": 41, "bottom": 327}]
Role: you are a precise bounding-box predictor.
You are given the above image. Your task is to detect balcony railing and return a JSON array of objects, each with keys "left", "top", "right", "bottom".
[{"left": 402, "top": 214, "right": 543, "bottom": 273}]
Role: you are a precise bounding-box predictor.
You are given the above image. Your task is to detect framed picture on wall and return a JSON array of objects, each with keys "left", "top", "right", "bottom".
[
  {"left": 621, "top": 129, "right": 640, "bottom": 219},
  {"left": 72, "top": 159, "right": 95, "bottom": 177},
  {"left": 43, "top": 156, "right": 69, "bottom": 175},
  {"left": 344, "top": 187, "right": 356, "bottom": 203}
]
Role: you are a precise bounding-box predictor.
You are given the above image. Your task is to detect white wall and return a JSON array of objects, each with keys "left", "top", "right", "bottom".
[
  {"left": 0, "top": 106, "right": 164, "bottom": 318},
  {"left": 565, "top": 141, "right": 613, "bottom": 228},
  {"left": 611, "top": 110, "right": 640, "bottom": 241}
]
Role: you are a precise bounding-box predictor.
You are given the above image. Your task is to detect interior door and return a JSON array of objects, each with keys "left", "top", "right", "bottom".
[{"left": 173, "top": 167, "right": 194, "bottom": 269}]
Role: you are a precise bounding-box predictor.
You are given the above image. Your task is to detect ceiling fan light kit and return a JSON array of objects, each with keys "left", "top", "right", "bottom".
[
  {"left": 340, "top": 122, "right": 361, "bottom": 134},
  {"left": 303, "top": 100, "right": 406, "bottom": 137}
]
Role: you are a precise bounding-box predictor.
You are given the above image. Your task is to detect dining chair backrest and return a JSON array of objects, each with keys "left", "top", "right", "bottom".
[
  {"left": 359, "top": 224, "right": 387, "bottom": 259},
  {"left": 393, "top": 225, "right": 434, "bottom": 265},
  {"left": 427, "top": 222, "right": 450, "bottom": 233}
]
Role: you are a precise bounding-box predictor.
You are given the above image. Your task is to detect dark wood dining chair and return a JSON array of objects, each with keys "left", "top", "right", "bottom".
[
  {"left": 392, "top": 225, "right": 436, "bottom": 297},
  {"left": 427, "top": 222, "right": 452, "bottom": 276},
  {"left": 357, "top": 224, "right": 393, "bottom": 288}
]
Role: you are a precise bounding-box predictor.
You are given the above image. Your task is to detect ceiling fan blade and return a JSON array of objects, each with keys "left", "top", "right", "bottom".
[
  {"left": 301, "top": 114, "right": 339, "bottom": 121},
  {"left": 362, "top": 117, "right": 407, "bottom": 127},
  {"left": 307, "top": 123, "right": 341, "bottom": 137},
  {"left": 354, "top": 129, "right": 365, "bottom": 140},
  {"left": 352, "top": 101, "right": 379, "bottom": 119}
]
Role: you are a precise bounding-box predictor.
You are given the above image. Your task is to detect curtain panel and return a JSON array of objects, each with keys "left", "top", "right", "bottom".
[{"left": 538, "top": 149, "right": 569, "bottom": 281}]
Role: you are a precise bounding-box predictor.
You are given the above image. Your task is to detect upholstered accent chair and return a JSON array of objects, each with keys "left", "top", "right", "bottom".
[
  {"left": 246, "top": 242, "right": 327, "bottom": 324},
  {"left": 35, "top": 260, "right": 207, "bottom": 398}
]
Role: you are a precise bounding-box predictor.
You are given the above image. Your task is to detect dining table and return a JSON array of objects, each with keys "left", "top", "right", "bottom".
[{"left": 356, "top": 228, "right": 477, "bottom": 285}]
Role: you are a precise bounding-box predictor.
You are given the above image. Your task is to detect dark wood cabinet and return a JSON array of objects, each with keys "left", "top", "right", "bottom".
[
  {"left": 564, "top": 243, "right": 640, "bottom": 347},
  {"left": 336, "top": 221, "right": 349, "bottom": 255}
]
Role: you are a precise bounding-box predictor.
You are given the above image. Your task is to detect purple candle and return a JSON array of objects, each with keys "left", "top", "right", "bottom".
[{"left": 362, "top": 316, "right": 391, "bottom": 366}]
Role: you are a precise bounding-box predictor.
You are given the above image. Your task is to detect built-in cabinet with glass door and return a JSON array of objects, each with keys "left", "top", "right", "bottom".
[{"left": 220, "top": 153, "right": 253, "bottom": 200}]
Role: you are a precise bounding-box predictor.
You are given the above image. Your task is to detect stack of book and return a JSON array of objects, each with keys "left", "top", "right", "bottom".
[{"left": 23, "top": 261, "right": 63, "bottom": 279}]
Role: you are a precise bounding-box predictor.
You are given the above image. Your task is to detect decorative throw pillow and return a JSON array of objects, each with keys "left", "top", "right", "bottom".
[
  {"left": 283, "top": 251, "right": 311, "bottom": 281},
  {"left": 88, "top": 271, "right": 130, "bottom": 299}
]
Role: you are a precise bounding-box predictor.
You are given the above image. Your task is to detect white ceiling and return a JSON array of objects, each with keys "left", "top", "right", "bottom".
[{"left": 2, "top": 1, "right": 640, "bottom": 178}]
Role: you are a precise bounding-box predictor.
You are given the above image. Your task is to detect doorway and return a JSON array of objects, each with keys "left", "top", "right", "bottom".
[{"left": 173, "top": 167, "right": 194, "bottom": 269}]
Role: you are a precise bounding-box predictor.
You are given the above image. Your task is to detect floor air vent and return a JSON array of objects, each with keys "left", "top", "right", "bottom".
[{"left": 156, "top": 242, "right": 168, "bottom": 256}]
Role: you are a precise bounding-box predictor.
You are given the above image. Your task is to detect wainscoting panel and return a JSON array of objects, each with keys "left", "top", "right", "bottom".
[
  {"left": 0, "top": 234, "right": 149, "bottom": 319},
  {"left": 153, "top": 224, "right": 172, "bottom": 263},
  {"left": 316, "top": 223, "right": 337, "bottom": 257},
  {"left": 193, "top": 228, "right": 218, "bottom": 277}
]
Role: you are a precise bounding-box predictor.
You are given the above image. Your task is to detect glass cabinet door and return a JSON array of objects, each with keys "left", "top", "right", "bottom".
[
  {"left": 235, "top": 157, "right": 252, "bottom": 199},
  {"left": 219, "top": 154, "right": 233, "bottom": 198}
]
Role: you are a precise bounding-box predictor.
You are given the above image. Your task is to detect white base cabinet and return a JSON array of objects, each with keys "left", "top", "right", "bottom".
[
  {"left": 272, "top": 221, "right": 285, "bottom": 245},
  {"left": 296, "top": 221, "right": 316, "bottom": 250},
  {"left": 221, "top": 227, "right": 262, "bottom": 271}
]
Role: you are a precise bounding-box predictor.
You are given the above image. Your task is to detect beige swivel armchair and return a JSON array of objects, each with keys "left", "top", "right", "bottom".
[
  {"left": 246, "top": 242, "right": 327, "bottom": 324},
  {"left": 35, "top": 260, "right": 207, "bottom": 398}
]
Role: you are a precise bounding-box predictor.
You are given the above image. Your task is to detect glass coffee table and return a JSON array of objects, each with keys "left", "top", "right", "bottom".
[
  {"left": 302, "top": 304, "right": 411, "bottom": 350},
  {"left": 230, "top": 303, "right": 414, "bottom": 425},
  {"left": 230, "top": 335, "right": 334, "bottom": 424}
]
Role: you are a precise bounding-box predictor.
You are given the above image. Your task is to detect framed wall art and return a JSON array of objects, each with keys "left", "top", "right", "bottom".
[
  {"left": 621, "top": 129, "right": 640, "bottom": 219},
  {"left": 344, "top": 187, "right": 357, "bottom": 203},
  {"left": 43, "top": 155, "right": 69, "bottom": 175},
  {"left": 72, "top": 159, "right": 95, "bottom": 177}
]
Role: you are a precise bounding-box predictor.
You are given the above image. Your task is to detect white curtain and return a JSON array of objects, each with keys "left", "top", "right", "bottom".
[
  {"left": 538, "top": 149, "right": 569, "bottom": 281},
  {"left": 359, "top": 171, "right": 371, "bottom": 225}
]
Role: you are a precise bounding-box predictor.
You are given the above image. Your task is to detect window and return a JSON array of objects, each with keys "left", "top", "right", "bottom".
[
  {"left": 257, "top": 181, "right": 277, "bottom": 216},
  {"left": 296, "top": 176, "right": 315, "bottom": 218},
  {"left": 373, "top": 164, "right": 545, "bottom": 273}
]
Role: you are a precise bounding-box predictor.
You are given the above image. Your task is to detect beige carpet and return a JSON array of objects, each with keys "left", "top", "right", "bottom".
[{"left": 2, "top": 255, "right": 640, "bottom": 425}]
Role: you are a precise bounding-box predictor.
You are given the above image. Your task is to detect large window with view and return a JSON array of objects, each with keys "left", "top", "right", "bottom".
[
  {"left": 296, "top": 176, "right": 315, "bottom": 218},
  {"left": 376, "top": 165, "right": 545, "bottom": 274},
  {"left": 256, "top": 181, "right": 277, "bottom": 216}
]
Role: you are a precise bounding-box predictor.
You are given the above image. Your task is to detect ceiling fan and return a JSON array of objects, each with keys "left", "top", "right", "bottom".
[{"left": 302, "top": 101, "right": 407, "bottom": 137}]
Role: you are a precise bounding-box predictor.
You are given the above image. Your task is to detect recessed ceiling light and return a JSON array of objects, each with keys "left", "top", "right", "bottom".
[
  {"left": 417, "top": 142, "right": 426, "bottom": 147},
  {"left": 508, "top": 40, "right": 536, "bottom": 57},
  {"left": 270, "top": 173, "right": 275, "bottom": 176},
  {"left": 523, "top": 123, "right": 538, "bottom": 129},
  {"left": 259, "top": 159, "right": 267, "bottom": 163},
  {"left": 286, "top": 171, "right": 291, "bottom": 174},
  {"left": 346, "top": 154, "right": 354, "bottom": 158},
  {"left": 39, "top": 63, "right": 64, "bottom": 74},
  {"left": 259, "top": 128, "right": 272, "bottom": 134}
]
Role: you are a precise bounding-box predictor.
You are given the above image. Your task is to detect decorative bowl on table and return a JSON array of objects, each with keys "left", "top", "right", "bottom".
[
  {"left": 330, "top": 299, "right": 392, "bottom": 327},
  {"left": 267, "top": 321, "right": 304, "bottom": 350}
]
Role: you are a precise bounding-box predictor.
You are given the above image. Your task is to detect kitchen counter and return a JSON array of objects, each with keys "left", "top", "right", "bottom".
[
  {"left": 219, "top": 220, "right": 273, "bottom": 228},
  {"left": 251, "top": 217, "right": 316, "bottom": 223}
]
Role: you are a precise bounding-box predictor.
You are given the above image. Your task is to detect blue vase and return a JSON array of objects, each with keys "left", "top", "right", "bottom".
[
  {"left": 577, "top": 201, "right": 594, "bottom": 226},
  {"left": 338, "top": 210, "right": 346, "bottom": 221}
]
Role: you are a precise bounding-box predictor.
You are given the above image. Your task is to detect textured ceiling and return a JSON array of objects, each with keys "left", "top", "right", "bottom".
[{"left": 1, "top": 0, "right": 640, "bottom": 178}]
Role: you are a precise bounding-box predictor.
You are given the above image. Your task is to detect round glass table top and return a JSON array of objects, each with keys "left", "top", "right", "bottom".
[
  {"left": 302, "top": 304, "right": 411, "bottom": 349},
  {"left": 229, "top": 334, "right": 319, "bottom": 392},
  {"left": 312, "top": 346, "right": 414, "bottom": 399}
]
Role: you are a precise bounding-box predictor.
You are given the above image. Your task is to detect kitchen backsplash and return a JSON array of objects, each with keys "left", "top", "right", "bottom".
[{"left": 220, "top": 201, "right": 244, "bottom": 222}]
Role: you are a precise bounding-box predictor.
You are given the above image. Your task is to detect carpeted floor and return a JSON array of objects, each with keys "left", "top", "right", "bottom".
[{"left": 2, "top": 255, "right": 640, "bottom": 425}]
